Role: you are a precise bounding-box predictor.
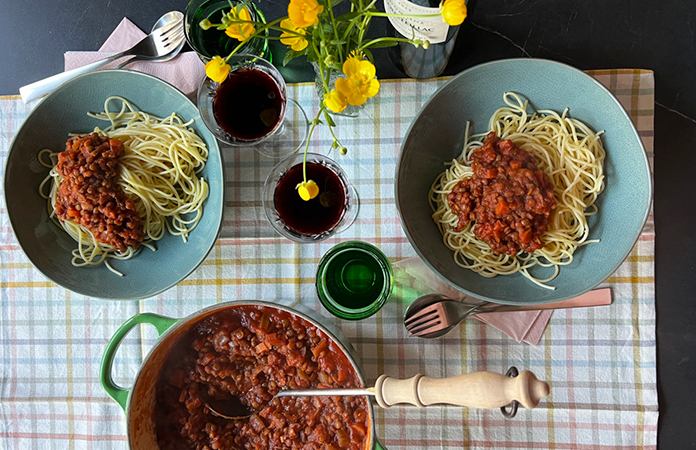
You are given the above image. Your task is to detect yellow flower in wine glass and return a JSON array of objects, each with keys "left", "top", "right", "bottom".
[
  {"left": 296, "top": 180, "right": 320, "bottom": 201},
  {"left": 288, "top": 0, "right": 324, "bottom": 28},
  {"left": 440, "top": 0, "right": 468, "bottom": 26},
  {"left": 205, "top": 56, "right": 231, "bottom": 83},
  {"left": 324, "top": 89, "right": 347, "bottom": 113},
  {"left": 279, "top": 19, "right": 308, "bottom": 51},
  {"left": 225, "top": 5, "right": 256, "bottom": 41},
  {"left": 335, "top": 53, "right": 380, "bottom": 106}
]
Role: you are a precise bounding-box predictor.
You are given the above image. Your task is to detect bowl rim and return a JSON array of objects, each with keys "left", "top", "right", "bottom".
[
  {"left": 394, "top": 57, "right": 653, "bottom": 304},
  {"left": 3, "top": 69, "right": 225, "bottom": 300}
]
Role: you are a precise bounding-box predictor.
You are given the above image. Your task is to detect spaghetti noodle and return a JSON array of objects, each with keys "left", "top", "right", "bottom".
[
  {"left": 39, "top": 96, "right": 210, "bottom": 274},
  {"left": 429, "top": 92, "right": 606, "bottom": 289}
]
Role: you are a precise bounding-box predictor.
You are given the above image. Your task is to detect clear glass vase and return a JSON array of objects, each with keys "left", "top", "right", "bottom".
[{"left": 311, "top": 62, "right": 368, "bottom": 118}]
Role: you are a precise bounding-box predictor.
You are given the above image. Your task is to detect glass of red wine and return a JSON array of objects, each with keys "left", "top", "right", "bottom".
[
  {"left": 197, "top": 54, "right": 309, "bottom": 158},
  {"left": 262, "top": 153, "right": 359, "bottom": 242}
]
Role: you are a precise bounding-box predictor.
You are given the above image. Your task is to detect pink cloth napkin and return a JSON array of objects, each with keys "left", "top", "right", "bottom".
[
  {"left": 64, "top": 18, "right": 205, "bottom": 97},
  {"left": 393, "top": 256, "right": 612, "bottom": 345}
]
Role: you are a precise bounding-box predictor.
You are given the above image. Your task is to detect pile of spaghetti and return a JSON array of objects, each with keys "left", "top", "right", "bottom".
[
  {"left": 39, "top": 97, "right": 210, "bottom": 274},
  {"left": 429, "top": 92, "right": 606, "bottom": 289}
]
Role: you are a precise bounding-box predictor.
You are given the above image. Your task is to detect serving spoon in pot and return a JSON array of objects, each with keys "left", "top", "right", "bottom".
[{"left": 203, "top": 368, "right": 549, "bottom": 420}]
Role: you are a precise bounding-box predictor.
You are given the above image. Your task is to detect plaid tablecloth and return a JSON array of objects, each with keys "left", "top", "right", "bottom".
[{"left": 0, "top": 69, "right": 656, "bottom": 449}]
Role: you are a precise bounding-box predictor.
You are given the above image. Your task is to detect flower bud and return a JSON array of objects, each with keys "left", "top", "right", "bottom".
[
  {"left": 324, "top": 55, "right": 335, "bottom": 66},
  {"left": 199, "top": 19, "right": 213, "bottom": 30},
  {"left": 422, "top": 40, "right": 431, "bottom": 49},
  {"left": 339, "top": 146, "right": 347, "bottom": 155}
]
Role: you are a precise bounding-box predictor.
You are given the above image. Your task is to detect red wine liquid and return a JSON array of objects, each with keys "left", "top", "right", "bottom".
[
  {"left": 213, "top": 68, "right": 284, "bottom": 141},
  {"left": 274, "top": 162, "right": 347, "bottom": 235}
]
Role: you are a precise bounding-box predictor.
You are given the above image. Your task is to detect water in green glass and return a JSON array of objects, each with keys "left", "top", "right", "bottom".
[
  {"left": 317, "top": 241, "right": 393, "bottom": 320},
  {"left": 185, "top": 0, "right": 269, "bottom": 61},
  {"left": 324, "top": 248, "right": 387, "bottom": 310}
]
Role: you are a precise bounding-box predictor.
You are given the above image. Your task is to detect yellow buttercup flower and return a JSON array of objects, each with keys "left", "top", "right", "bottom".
[
  {"left": 440, "top": 0, "right": 467, "bottom": 26},
  {"left": 225, "top": 5, "right": 256, "bottom": 41},
  {"left": 324, "top": 89, "right": 347, "bottom": 113},
  {"left": 296, "top": 180, "right": 320, "bottom": 201},
  {"left": 288, "top": 0, "right": 324, "bottom": 28},
  {"left": 279, "top": 18, "right": 308, "bottom": 51},
  {"left": 335, "top": 53, "right": 380, "bottom": 106},
  {"left": 204, "top": 56, "right": 231, "bottom": 83}
]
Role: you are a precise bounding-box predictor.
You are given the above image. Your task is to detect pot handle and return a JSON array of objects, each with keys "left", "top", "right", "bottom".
[{"left": 99, "top": 313, "right": 180, "bottom": 411}]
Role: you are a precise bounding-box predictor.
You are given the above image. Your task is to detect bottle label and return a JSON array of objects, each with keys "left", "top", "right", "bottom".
[{"left": 384, "top": 0, "right": 449, "bottom": 44}]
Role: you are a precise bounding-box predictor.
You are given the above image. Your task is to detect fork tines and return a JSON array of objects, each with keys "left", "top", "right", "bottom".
[
  {"left": 404, "top": 303, "right": 448, "bottom": 337},
  {"left": 156, "top": 19, "right": 184, "bottom": 37}
]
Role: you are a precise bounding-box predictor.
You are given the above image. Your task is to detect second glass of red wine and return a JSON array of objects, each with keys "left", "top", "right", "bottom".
[
  {"left": 262, "top": 153, "right": 359, "bottom": 243},
  {"left": 197, "top": 54, "right": 309, "bottom": 158}
]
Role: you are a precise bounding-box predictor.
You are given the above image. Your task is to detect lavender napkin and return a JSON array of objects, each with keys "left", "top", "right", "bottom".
[{"left": 64, "top": 18, "right": 205, "bottom": 97}]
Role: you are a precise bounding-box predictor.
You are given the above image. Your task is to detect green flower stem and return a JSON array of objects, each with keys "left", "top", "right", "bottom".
[
  {"left": 211, "top": 19, "right": 306, "bottom": 38},
  {"left": 367, "top": 12, "right": 442, "bottom": 19},
  {"left": 340, "top": 21, "right": 358, "bottom": 56},
  {"left": 356, "top": 0, "right": 378, "bottom": 48},
  {"left": 312, "top": 40, "right": 331, "bottom": 93},
  {"left": 359, "top": 36, "right": 421, "bottom": 50},
  {"left": 325, "top": 0, "right": 344, "bottom": 62},
  {"left": 316, "top": 18, "right": 330, "bottom": 63},
  {"left": 324, "top": 110, "right": 344, "bottom": 149},
  {"left": 357, "top": 14, "right": 371, "bottom": 47},
  {"left": 303, "top": 107, "right": 325, "bottom": 183}
]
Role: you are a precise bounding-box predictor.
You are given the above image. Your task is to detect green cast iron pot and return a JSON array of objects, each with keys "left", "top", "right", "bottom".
[{"left": 100, "top": 300, "right": 388, "bottom": 450}]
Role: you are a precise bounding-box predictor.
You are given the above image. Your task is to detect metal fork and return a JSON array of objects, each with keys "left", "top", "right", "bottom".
[
  {"left": 405, "top": 292, "right": 612, "bottom": 338},
  {"left": 405, "top": 299, "right": 484, "bottom": 337},
  {"left": 19, "top": 19, "right": 184, "bottom": 103}
]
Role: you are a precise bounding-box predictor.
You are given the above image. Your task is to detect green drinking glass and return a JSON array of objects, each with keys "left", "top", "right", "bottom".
[
  {"left": 184, "top": 0, "right": 270, "bottom": 62},
  {"left": 316, "top": 241, "right": 393, "bottom": 320}
]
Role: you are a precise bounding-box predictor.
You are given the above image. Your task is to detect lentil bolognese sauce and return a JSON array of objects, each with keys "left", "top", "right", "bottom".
[
  {"left": 38, "top": 96, "right": 210, "bottom": 273},
  {"left": 429, "top": 92, "right": 606, "bottom": 288},
  {"left": 54, "top": 133, "right": 145, "bottom": 253},
  {"left": 447, "top": 132, "right": 556, "bottom": 256},
  {"left": 156, "top": 305, "right": 371, "bottom": 450}
]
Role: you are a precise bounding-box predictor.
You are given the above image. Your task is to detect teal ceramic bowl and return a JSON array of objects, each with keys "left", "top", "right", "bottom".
[
  {"left": 4, "top": 70, "right": 224, "bottom": 300},
  {"left": 395, "top": 58, "right": 652, "bottom": 305}
]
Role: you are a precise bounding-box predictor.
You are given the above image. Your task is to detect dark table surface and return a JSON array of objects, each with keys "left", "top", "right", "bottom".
[{"left": 1, "top": 0, "right": 694, "bottom": 447}]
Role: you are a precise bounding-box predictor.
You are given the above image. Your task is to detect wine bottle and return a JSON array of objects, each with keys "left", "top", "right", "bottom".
[{"left": 384, "top": 0, "right": 472, "bottom": 79}]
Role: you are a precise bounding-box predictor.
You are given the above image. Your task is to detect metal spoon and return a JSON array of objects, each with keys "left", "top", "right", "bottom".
[
  {"left": 19, "top": 11, "right": 184, "bottom": 102},
  {"left": 202, "top": 370, "right": 549, "bottom": 420},
  {"left": 204, "top": 387, "right": 377, "bottom": 420},
  {"left": 117, "top": 11, "right": 186, "bottom": 68}
]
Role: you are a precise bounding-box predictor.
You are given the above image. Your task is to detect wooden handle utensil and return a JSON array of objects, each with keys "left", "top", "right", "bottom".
[{"left": 373, "top": 370, "right": 549, "bottom": 410}]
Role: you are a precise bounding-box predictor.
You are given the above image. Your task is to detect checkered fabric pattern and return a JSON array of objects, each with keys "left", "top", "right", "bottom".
[{"left": 0, "top": 69, "right": 656, "bottom": 449}]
